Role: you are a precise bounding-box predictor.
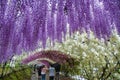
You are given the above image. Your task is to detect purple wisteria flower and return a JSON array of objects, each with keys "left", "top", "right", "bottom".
[{"left": 0, "top": 0, "right": 120, "bottom": 62}]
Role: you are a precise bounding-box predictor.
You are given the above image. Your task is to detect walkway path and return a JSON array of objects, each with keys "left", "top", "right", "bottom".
[{"left": 30, "top": 70, "right": 73, "bottom": 80}]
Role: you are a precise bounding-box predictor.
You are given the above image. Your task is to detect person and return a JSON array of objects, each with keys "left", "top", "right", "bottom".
[
  {"left": 37, "top": 65, "right": 43, "bottom": 80},
  {"left": 31, "top": 64, "right": 38, "bottom": 80},
  {"left": 52, "top": 63, "right": 61, "bottom": 80},
  {"left": 41, "top": 65, "right": 48, "bottom": 80},
  {"left": 49, "top": 65, "right": 55, "bottom": 80},
  {"left": 33, "top": 64, "right": 37, "bottom": 72},
  {"left": 36, "top": 64, "right": 44, "bottom": 80}
]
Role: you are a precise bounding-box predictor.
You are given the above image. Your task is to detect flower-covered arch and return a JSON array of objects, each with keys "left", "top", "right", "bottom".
[{"left": 22, "top": 50, "right": 75, "bottom": 67}]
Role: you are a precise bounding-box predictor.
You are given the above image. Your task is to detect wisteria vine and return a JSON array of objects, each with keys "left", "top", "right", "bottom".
[{"left": 0, "top": 0, "right": 120, "bottom": 62}]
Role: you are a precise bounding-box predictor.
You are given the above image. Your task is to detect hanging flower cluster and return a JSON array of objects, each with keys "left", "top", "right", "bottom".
[
  {"left": 50, "top": 30, "right": 120, "bottom": 79},
  {"left": 0, "top": 0, "right": 120, "bottom": 62}
]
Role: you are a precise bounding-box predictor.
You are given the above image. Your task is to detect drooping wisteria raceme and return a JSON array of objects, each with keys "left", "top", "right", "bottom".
[
  {"left": 0, "top": 0, "right": 120, "bottom": 62},
  {"left": 50, "top": 30, "right": 120, "bottom": 79}
]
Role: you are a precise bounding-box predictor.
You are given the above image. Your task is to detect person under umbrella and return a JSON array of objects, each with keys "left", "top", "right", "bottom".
[{"left": 52, "top": 63, "right": 61, "bottom": 80}]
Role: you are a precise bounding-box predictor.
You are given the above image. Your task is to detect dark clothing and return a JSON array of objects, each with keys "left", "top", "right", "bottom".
[
  {"left": 33, "top": 64, "right": 37, "bottom": 71},
  {"left": 52, "top": 63, "right": 61, "bottom": 72},
  {"left": 52, "top": 63, "right": 61, "bottom": 80},
  {"left": 37, "top": 65, "right": 42, "bottom": 80},
  {"left": 37, "top": 66, "right": 44, "bottom": 76},
  {"left": 50, "top": 76, "right": 54, "bottom": 80},
  {"left": 38, "top": 67, "right": 42, "bottom": 76},
  {"left": 55, "top": 72, "right": 60, "bottom": 80}
]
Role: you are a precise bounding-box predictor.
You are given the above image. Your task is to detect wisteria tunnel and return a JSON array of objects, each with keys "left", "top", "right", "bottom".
[{"left": 0, "top": 0, "right": 120, "bottom": 80}]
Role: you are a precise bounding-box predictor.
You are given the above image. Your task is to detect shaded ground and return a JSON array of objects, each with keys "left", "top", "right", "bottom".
[{"left": 31, "top": 70, "right": 73, "bottom": 80}]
